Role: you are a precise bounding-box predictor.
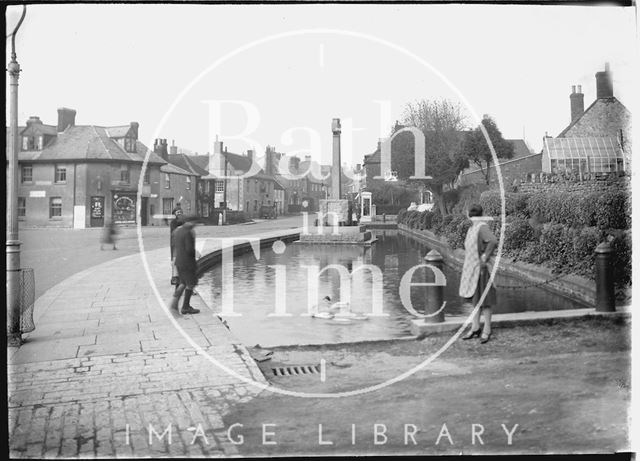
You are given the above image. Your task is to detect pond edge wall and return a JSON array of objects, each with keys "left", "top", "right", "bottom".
[{"left": 398, "top": 224, "right": 595, "bottom": 307}]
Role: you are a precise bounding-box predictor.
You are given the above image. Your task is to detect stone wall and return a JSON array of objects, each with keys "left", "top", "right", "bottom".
[
  {"left": 517, "top": 176, "right": 630, "bottom": 194},
  {"left": 459, "top": 153, "right": 543, "bottom": 188}
]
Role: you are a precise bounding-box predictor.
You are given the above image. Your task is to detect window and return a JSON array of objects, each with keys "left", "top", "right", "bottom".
[
  {"left": 37, "top": 136, "right": 44, "bottom": 150},
  {"left": 204, "top": 181, "right": 210, "bottom": 194},
  {"left": 162, "top": 198, "right": 174, "bottom": 215},
  {"left": 124, "top": 137, "right": 136, "bottom": 153},
  {"left": 186, "top": 176, "right": 192, "bottom": 190},
  {"left": 21, "top": 165, "right": 33, "bottom": 183},
  {"left": 120, "top": 166, "right": 130, "bottom": 183},
  {"left": 22, "top": 137, "right": 30, "bottom": 151},
  {"left": 254, "top": 200, "right": 258, "bottom": 212},
  {"left": 18, "top": 197, "right": 26, "bottom": 218},
  {"left": 203, "top": 204, "right": 209, "bottom": 217},
  {"left": 144, "top": 169, "right": 150, "bottom": 185},
  {"left": 49, "top": 197, "right": 62, "bottom": 218},
  {"left": 55, "top": 166, "right": 67, "bottom": 183},
  {"left": 216, "top": 181, "right": 225, "bottom": 192},
  {"left": 164, "top": 173, "right": 171, "bottom": 189}
]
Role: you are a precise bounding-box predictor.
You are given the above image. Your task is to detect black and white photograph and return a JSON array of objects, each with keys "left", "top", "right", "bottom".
[{"left": 6, "top": 1, "right": 637, "bottom": 457}]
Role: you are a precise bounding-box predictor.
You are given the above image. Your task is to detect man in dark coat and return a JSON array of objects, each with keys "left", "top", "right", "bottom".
[
  {"left": 170, "top": 219, "right": 200, "bottom": 314},
  {"left": 169, "top": 204, "right": 184, "bottom": 285}
]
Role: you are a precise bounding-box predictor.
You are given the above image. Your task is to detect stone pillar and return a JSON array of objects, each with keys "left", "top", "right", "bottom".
[{"left": 331, "top": 118, "right": 341, "bottom": 200}]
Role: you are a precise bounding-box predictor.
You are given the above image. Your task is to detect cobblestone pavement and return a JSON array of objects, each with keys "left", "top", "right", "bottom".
[{"left": 8, "top": 217, "right": 302, "bottom": 458}]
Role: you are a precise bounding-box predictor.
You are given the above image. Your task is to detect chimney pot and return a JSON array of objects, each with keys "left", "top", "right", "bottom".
[{"left": 570, "top": 83, "right": 585, "bottom": 123}]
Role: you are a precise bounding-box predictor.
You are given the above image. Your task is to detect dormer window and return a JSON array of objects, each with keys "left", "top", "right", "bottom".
[
  {"left": 124, "top": 137, "right": 136, "bottom": 153},
  {"left": 21, "top": 135, "right": 45, "bottom": 151}
]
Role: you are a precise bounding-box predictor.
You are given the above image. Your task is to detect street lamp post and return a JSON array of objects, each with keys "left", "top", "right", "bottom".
[{"left": 7, "top": 5, "right": 27, "bottom": 347}]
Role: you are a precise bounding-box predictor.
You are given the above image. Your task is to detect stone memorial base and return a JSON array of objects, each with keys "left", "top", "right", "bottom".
[{"left": 298, "top": 225, "right": 375, "bottom": 245}]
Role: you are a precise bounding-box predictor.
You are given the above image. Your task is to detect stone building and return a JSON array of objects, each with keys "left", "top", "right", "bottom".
[
  {"left": 541, "top": 63, "right": 632, "bottom": 175},
  {"left": 10, "top": 108, "right": 174, "bottom": 228}
]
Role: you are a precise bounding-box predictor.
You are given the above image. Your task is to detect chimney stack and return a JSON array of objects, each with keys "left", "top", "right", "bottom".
[
  {"left": 154, "top": 138, "right": 169, "bottom": 161},
  {"left": 595, "top": 62, "right": 614, "bottom": 99},
  {"left": 570, "top": 84, "right": 584, "bottom": 123},
  {"left": 129, "top": 122, "right": 139, "bottom": 139},
  {"left": 26, "top": 116, "right": 42, "bottom": 126},
  {"left": 209, "top": 136, "right": 225, "bottom": 177},
  {"left": 169, "top": 139, "right": 177, "bottom": 156},
  {"left": 57, "top": 107, "right": 76, "bottom": 132}
]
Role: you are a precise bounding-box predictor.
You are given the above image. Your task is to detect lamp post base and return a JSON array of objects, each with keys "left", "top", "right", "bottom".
[{"left": 7, "top": 334, "right": 22, "bottom": 348}]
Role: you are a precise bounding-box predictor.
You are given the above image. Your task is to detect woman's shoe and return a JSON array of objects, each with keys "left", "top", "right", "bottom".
[
  {"left": 480, "top": 332, "right": 492, "bottom": 344},
  {"left": 462, "top": 327, "right": 482, "bottom": 340}
]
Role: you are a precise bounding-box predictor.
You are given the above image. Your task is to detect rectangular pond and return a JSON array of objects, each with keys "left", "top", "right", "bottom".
[{"left": 198, "top": 230, "right": 590, "bottom": 347}]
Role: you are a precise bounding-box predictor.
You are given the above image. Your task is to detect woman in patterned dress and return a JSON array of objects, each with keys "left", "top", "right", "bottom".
[{"left": 459, "top": 204, "right": 498, "bottom": 344}]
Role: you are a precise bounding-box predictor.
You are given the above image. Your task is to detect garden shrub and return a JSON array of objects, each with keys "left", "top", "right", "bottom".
[
  {"left": 420, "top": 211, "right": 435, "bottom": 230},
  {"left": 595, "top": 190, "right": 630, "bottom": 230},
  {"left": 513, "top": 193, "right": 531, "bottom": 218},
  {"left": 479, "top": 191, "right": 531, "bottom": 218},
  {"left": 396, "top": 209, "right": 407, "bottom": 224},
  {"left": 574, "top": 192, "right": 601, "bottom": 227},
  {"left": 610, "top": 230, "right": 632, "bottom": 289},
  {"left": 570, "top": 226, "right": 602, "bottom": 277},
  {"left": 538, "top": 223, "right": 574, "bottom": 271},
  {"left": 503, "top": 216, "right": 535, "bottom": 255},
  {"left": 448, "top": 216, "right": 472, "bottom": 250}
]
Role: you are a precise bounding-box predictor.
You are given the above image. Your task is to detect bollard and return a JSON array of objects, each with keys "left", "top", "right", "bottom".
[
  {"left": 423, "top": 250, "right": 445, "bottom": 323},
  {"left": 595, "top": 242, "right": 616, "bottom": 312}
]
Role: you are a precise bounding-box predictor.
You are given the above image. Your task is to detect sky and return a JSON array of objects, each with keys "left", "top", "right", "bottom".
[{"left": 6, "top": 4, "right": 639, "bottom": 168}]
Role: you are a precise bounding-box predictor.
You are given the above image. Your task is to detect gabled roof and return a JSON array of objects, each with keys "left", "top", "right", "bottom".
[
  {"left": 506, "top": 139, "right": 534, "bottom": 160},
  {"left": 160, "top": 162, "right": 194, "bottom": 176},
  {"left": 21, "top": 122, "right": 57, "bottom": 137},
  {"left": 224, "top": 151, "right": 254, "bottom": 172},
  {"left": 557, "top": 97, "right": 630, "bottom": 138},
  {"left": 15, "top": 125, "right": 165, "bottom": 165},
  {"left": 105, "top": 126, "right": 132, "bottom": 138},
  {"left": 168, "top": 153, "right": 208, "bottom": 176}
]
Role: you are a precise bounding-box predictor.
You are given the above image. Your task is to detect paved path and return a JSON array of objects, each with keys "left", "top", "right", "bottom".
[{"left": 8, "top": 216, "right": 302, "bottom": 458}]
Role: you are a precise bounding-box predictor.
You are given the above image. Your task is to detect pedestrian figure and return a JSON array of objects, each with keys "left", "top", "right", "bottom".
[
  {"left": 169, "top": 204, "right": 184, "bottom": 285},
  {"left": 459, "top": 204, "right": 498, "bottom": 344},
  {"left": 170, "top": 218, "right": 201, "bottom": 315},
  {"left": 100, "top": 220, "right": 119, "bottom": 250}
]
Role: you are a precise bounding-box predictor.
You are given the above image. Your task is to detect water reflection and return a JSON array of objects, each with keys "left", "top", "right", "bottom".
[{"left": 199, "top": 230, "right": 589, "bottom": 347}]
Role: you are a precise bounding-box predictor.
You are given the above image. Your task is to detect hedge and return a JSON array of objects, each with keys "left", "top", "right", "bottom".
[{"left": 397, "top": 188, "right": 631, "bottom": 290}]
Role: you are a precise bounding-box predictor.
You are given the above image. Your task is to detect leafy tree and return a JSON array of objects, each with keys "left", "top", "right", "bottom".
[
  {"left": 460, "top": 115, "right": 515, "bottom": 185},
  {"left": 394, "top": 99, "right": 469, "bottom": 216}
]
